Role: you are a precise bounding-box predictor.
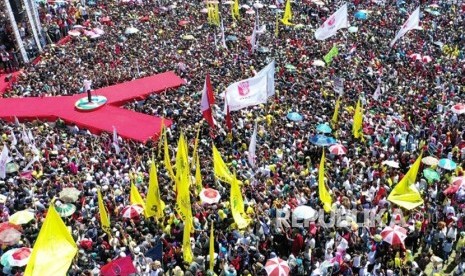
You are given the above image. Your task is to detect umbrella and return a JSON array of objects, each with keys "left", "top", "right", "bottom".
[
  {"left": 9, "top": 210, "right": 35, "bottom": 225},
  {"left": 354, "top": 10, "right": 368, "bottom": 20},
  {"left": 200, "top": 8, "right": 209, "bottom": 13},
  {"left": 59, "top": 187, "right": 81, "bottom": 203},
  {"left": 423, "top": 168, "right": 440, "bottom": 183},
  {"left": 0, "top": 247, "right": 31, "bottom": 267},
  {"left": 313, "top": 0, "right": 325, "bottom": 6},
  {"left": 312, "top": 60, "right": 325, "bottom": 67},
  {"left": 223, "top": 0, "right": 234, "bottom": 4},
  {"left": 241, "top": 4, "right": 250, "bottom": 9},
  {"left": 182, "top": 34, "right": 195, "bottom": 40},
  {"left": 269, "top": 4, "right": 277, "bottom": 9},
  {"left": 438, "top": 158, "right": 457, "bottom": 170},
  {"left": 285, "top": 64, "right": 296, "bottom": 71},
  {"left": 226, "top": 35, "right": 238, "bottom": 42},
  {"left": 293, "top": 206, "right": 317, "bottom": 220},
  {"left": 124, "top": 27, "right": 139, "bottom": 35},
  {"left": 452, "top": 177, "right": 465, "bottom": 187},
  {"left": 178, "top": 20, "right": 189, "bottom": 26},
  {"left": 382, "top": 160, "right": 399, "bottom": 168},
  {"left": 5, "top": 162, "right": 18, "bottom": 173},
  {"left": 253, "top": 2, "right": 264, "bottom": 9},
  {"left": 422, "top": 56, "right": 432, "bottom": 63},
  {"left": 265, "top": 257, "right": 290, "bottom": 276},
  {"left": 294, "top": 24, "right": 305, "bottom": 29},
  {"left": 380, "top": 225, "right": 407, "bottom": 245},
  {"left": 286, "top": 112, "right": 303, "bottom": 122},
  {"left": 72, "top": 25, "right": 84, "bottom": 29},
  {"left": 257, "top": 47, "right": 270, "bottom": 53},
  {"left": 422, "top": 156, "right": 439, "bottom": 166},
  {"left": 93, "top": 28, "right": 104, "bottom": 35},
  {"left": 451, "top": 103, "right": 465, "bottom": 114},
  {"left": 316, "top": 123, "right": 332, "bottom": 134},
  {"left": 199, "top": 188, "right": 221, "bottom": 204},
  {"left": 121, "top": 204, "right": 144, "bottom": 219},
  {"left": 444, "top": 180, "right": 463, "bottom": 195},
  {"left": 246, "top": 9, "right": 255, "bottom": 15},
  {"left": 310, "top": 135, "right": 337, "bottom": 146},
  {"left": 425, "top": 8, "right": 441, "bottom": 16},
  {"left": 55, "top": 203, "right": 76, "bottom": 217},
  {"left": 329, "top": 144, "right": 347, "bottom": 155},
  {"left": 348, "top": 26, "right": 358, "bottom": 33},
  {"left": 0, "top": 223, "right": 22, "bottom": 246},
  {"left": 409, "top": 53, "right": 422, "bottom": 60},
  {"left": 68, "top": 30, "right": 81, "bottom": 37}
]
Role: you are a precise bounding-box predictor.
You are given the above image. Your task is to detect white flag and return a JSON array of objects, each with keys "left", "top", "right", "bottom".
[
  {"left": 250, "top": 22, "right": 258, "bottom": 53},
  {"left": 0, "top": 145, "right": 12, "bottom": 179},
  {"left": 314, "top": 4, "right": 349, "bottom": 40},
  {"left": 14, "top": 116, "right": 20, "bottom": 126},
  {"left": 113, "top": 126, "right": 121, "bottom": 154},
  {"left": 256, "top": 60, "right": 275, "bottom": 97},
  {"left": 11, "top": 131, "right": 17, "bottom": 146},
  {"left": 220, "top": 19, "right": 228, "bottom": 49},
  {"left": 27, "top": 129, "right": 35, "bottom": 144},
  {"left": 390, "top": 7, "right": 421, "bottom": 47},
  {"left": 248, "top": 121, "right": 258, "bottom": 168},
  {"left": 225, "top": 61, "right": 275, "bottom": 111},
  {"left": 21, "top": 126, "right": 30, "bottom": 144},
  {"left": 373, "top": 84, "right": 381, "bottom": 101}
]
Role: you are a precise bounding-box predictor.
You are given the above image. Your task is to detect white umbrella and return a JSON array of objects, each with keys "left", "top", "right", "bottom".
[
  {"left": 293, "top": 206, "right": 317, "bottom": 220},
  {"left": 269, "top": 4, "right": 277, "bottom": 9},
  {"left": 312, "top": 60, "right": 325, "bottom": 67},
  {"left": 246, "top": 9, "right": 255, "bottom": 14},
  {"left": 241, "top": 4, "right": 250, "bottom": 9},
  {"left": 382, "top": 160, "right": 399, "bottom": 168},
  {"left": 124, "top": 27, "right": 139, "bottom": 35},
  {"left": 200, "top": 188, "right": 221, "bottom": 204},
  {"left": 253, "top": 2, "right": 264, "bottom": 9}
]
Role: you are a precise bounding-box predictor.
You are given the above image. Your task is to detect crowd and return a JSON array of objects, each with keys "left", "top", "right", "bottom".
[{"left": 1, "top": 0, "right": 465, "bottom": 275}]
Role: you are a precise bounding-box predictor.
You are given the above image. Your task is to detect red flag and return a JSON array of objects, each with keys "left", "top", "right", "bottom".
[
  {"left": 225, "top": 103, "right": 232, "bottom": 133},
  {"left": 201, "top": 74, "right": 215, "bottom": 129},
  {"left": 100, "top": 256, "right": 137, "bottom": 276}
]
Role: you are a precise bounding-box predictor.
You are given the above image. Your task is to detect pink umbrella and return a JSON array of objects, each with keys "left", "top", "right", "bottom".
[
  {"left": 422, "top": 56, "right": 432, "bottom": 63},
  {"left": 93, "top": 28, "right": 105, "bottom": 35},
  {"left": 68, "top": 30, "right": 81, "bottom": 37},
  {"left": 328, "top": 144, "right": 347, "bottom": 155},
  {"left": 246, "top": 9, "right": 255, "bottom": 14},
  {"left": 178, "top": 20, "right": 190, "bottom": 26},
  {"left": 200, "top": 8, "right": 209, "bottom": 13},
  {"left": 200, "top": 188, "right": 221, "bottom": 204},
  {"left": 265, "top": 257, "right": 290, "bottom": 276},
  {"left": 451, "top": 103, "right": 465, "bottom": 114},
  {"left": 121, "top": 205, "right": 144, "bottom": 219},
  {"left": 84, "top": 30, "right": 96, "bottom": 37},
  {"left": 0, "top": 222, "right": 22, "bottom": 246},
  {"left": 380, "top": 225, "right": 407, "bottom": 245},
  {"left": 3, "top": 247, "right": 32, "bottom": 267},
  {"left": 409, "top": 53, "right": 422, "bottom": 60}
]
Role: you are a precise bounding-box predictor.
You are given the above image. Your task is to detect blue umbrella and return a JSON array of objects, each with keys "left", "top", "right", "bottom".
[
  {"left": 310, "top": 135, "right": 337, "bottom": 146},
  {"left": 438, "top": 159, "right": 457, "bottom": 170},
  {"left": 354, "top": 10, "right": 368, "bottom": 20},
  {"left": 316, "top": 123, "right": 332, "bottom": 134},
  {"left": 226, "top": 35, "right": 238, "bottom": 42},
  {"left": 287, "top": 112, "right": 303, "bottom": 122}
]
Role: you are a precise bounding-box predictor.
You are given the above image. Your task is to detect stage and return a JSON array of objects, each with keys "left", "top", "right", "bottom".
[{"left": 0, "top": 71, "right": 185, "bottom": 142}]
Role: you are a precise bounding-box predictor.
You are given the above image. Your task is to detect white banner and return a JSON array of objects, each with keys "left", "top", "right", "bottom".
[
  {"left": 0, "top": 145, "right": 12, "bottom": 179},
  {"left": 390, "top": 7, "right": 421, "bottom": 47},
  {"left": 314, "top": 4, "right": 349, "bottom": 40},
  {"left": 225, "top": 61, "right": 275, "bottom": 111},
  {"left": 248, "top": 121, "right": 258, "bottom": 168},
  {"left": 333, "top": 77, "right": 344, "bottom": 96}
]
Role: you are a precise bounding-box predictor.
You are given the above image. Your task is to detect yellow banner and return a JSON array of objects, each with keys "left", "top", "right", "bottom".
[
  {"left": 130, "top": 181, "right": 147, "bottom": 216},
  {"left": 98, "top": 189, "right": 111, "bottom": 235},
  {"left": 145, "top": 161, "right": 165, "bottom": 219},
  {"left": 331, "top": 97, "right": 341, "bottom": 128},
  {"left": 230, "top": 173, "right": 249, "bottom": 229},
  {"left": 352, "top": 99, "right": 364, "bottom": 140},
  {"left": 209, "top": 221, "right": 215, "bottom": 271},
  {"left": 163, "top": 127, "right": 176, "bottom": 185},
  {"left": 182, "top": 216, "right": 194, "bottom": 263},
  {"left": 213, "top": 144, "right": 234, "bottom": 184},
  {"left": 319, "top": 152, "right": 332, "bottom": 213},
  {"left": 195, "top": 155, "right": 203, "bottom": 196}
]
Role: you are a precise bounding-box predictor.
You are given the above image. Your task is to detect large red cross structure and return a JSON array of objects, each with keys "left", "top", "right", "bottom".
[{"left": 0, "top": 71, "right": 185, "bottom": 142}]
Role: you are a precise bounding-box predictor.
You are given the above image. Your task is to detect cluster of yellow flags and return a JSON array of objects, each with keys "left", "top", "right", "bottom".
[
  {"left": 231, "top": 0, "right": 240, "bottom": 20},
  {"left": 331, "top": 97, "right": 341, "bottom": 128},
  {"left": 318, "top": 152, "right": 332, "bottom": 213},
  {"left": 352, "top": 98, "right": 364, "bottom": 141},
  {"left": 25, "top": 204, "right": 78, "bottom": 276},
  {"left": 387, "top": 153, "right": 424, "bottom": 210},
  {"left": 208, "top": 3, "right": 220, "bottom": 26},
  {"left": 280, "top": 0, "right": 294, "bottom": 26}
]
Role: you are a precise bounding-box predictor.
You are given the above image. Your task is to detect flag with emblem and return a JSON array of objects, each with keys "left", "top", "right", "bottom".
[{"left": 315, "top": 3, "right": 348, "bottom": 40}]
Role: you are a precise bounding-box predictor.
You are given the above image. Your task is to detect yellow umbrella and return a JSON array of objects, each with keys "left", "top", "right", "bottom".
[
  {"left": 9, "top": 210, "right": 35, "bottom": 225},
  {"left": 182, "top": 34, "right": 195, "bottom": 40}
]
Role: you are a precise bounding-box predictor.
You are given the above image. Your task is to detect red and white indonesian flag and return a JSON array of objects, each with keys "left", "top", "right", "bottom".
[
  {"left": 201, "top": 74, "right": 216, "bottom": 128},
  {"left": 390, "top": 7, "right": 421, "bottom": 47},
  {"left": 314, "top": 4, "right": 349, "bottom": 40},
  {"left": 225, "top": 61, "right": 275, "bottom": 111}
]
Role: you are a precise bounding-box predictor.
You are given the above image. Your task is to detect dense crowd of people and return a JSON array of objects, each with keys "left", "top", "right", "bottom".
[{"left": 1, "top": 0, "right": 465, "bottom": 275}]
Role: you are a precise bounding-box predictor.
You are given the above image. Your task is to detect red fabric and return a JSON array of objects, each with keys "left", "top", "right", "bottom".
[
  {"left": 225, "top": 105, "right": 232, "bottom": 132},
  {"left": 100, "top": 256, "right": 137, "bottom": 276},
  {"left": 0, "top": 72, "right": 184, "bottom": 142},
  {"left": 201, "top": 74, "right": 215, "bottom": 129}
]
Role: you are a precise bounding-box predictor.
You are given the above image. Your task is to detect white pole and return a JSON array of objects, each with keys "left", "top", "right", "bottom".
[
  {"left": 4, "top": 0, "right": 29, "bottom": 63},
  {"left": 22, "top": 0, "right": 43, "bottom": 53},
  {"left": 30, "top": 0, "right": 44, "bottom": 45}
]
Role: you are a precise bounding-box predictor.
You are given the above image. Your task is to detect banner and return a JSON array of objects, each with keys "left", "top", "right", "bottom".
[
  {"left": 331, "top": 97, "right": 341, "bottom": 128},
  {"left": 390, "top": 7, "right": 421, "bottom": 47},
  {"left": 130, "top": 181, "right": 146, "bottom": 216},
  {"left": 212, "top": 144, "right": 234, "bottom": 184},
  {"left": 145, "top": 161, "right": 165, "bottom": 219},
  {"left": 25, "top": 204, "right": 78, "bottom": 276},
  {"left": 281, "top": 0, "right": 294, "bottom": 25},
  {"left": 352, "top": 99, "right": 364, "bottom": 140},
  {"left": 315, "top": 4, "right": 348, "bottom": 40},
  {"left": 333, "top": 77, "right": 344, "bottom": 95},
  {"left": 209, "top": 222, "right": 215, "bottom": 271},
  {"left": 248, "top": 121, "right": 258, "bottom": 168},
  {"left": 324, "top": 45, "right": 339, "bottom": 64},
  {"left": 98, "top": 189, "right": 111, "bottom": 235},
  {"left": 230, "top": 173, "right": 249, "bottom": 229},
  {"left": 225, "top": 61, "right": 275, "bottom": 111},
  {"left": 0, "top": 145, "right": 11, "bottom": 179},
  {"left": 100, "top": 256, "right": 137, "bottom": 276},
  {"left": 318, "top": 152, "right": 332, "bottom": 213},
  {"left": 182, "top": 215, "right": 194, "bottom": 263}
]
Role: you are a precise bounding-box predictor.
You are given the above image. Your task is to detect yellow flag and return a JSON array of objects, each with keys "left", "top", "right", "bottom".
[
  {"left": 232, "top": 0, "right": 240, "bottom": 20},
  {"left": 157, "top": 118, "right": 165, "bottom": 158},
  {"left": 331, "top": 97, "right": 341, "bottom": 128},
  {"left": 163, "top": 127, "right": 176, "bottom": 183},
  {"left": 176, "top": 167, "right": 193, "bottom": 225},
  {"left": 213, "top": 144, "right": 234, "bottom": 184},
  {"left": 195, "top": 155, "right": 203, "bottom": 195},
  {"left": 352, "top": 99, "right": 363, "bottom": 140},
  {"left": 230, "top": 173, "right": 249, "bottom": 229},
  {"left": 275, "top": 16, "right": 279, "bottom": 37},
  {"left": 209, "top": 221, "right": 215, "bottom": 271},
  {"left": 130, "top": 181, "right": 147, "bottom": 215},
  {"left": 214, "top": 3, "right": 220, "bottom": 26},
  {"left": 98, "top": 189, "right": 111, "bottom": 235},
  {"left": 175, "top": 133, "right": 189, "bottom": 183},
  {"left": 388, "top": 153, "right": 424, "bottom": 210},
  {"left": 145, "top": 161, "right": 165, "bottom": 219},
  {"left": 191, "top": 125, "right": 201, "bottom": 169},
  {"left": 281, "top": 0, "right": 294, "bottom": 25},
  {"left": 319, "top": 152, "right": 332, "bottom": 213},
  {"left": 25, "top": 204, "right": 78, "bottom": 276},
  {"left": 182, "top": 216, "right": 194, "bottom": 263}
]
